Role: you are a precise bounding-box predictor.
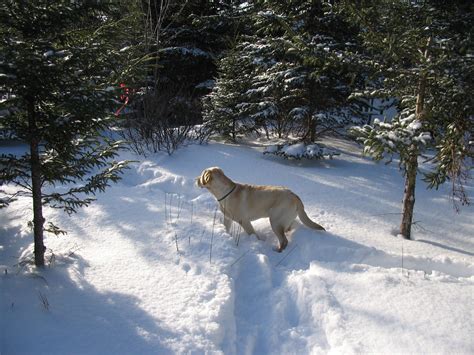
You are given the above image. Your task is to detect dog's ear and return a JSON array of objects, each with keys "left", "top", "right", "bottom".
[{"left": 203, "top": 170, "right": 212, "bottom": 185}]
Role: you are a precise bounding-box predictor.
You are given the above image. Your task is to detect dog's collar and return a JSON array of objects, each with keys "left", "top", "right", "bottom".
[{"left": 217, "top": 185, "right": 236, "bottom": 202}]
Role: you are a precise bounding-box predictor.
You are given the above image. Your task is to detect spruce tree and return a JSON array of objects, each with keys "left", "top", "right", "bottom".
[
  {"left": 204, "top": 0, "right": 358, "bottom": 142},
  {"left": 0, "top": 0, "right": 142, "bottom": 266},
  {"left": 345, "top": 0, "right": 473, "bottom": 238},
  {"left": 202, "top": 45, "right": 254, "bottom": 141}
]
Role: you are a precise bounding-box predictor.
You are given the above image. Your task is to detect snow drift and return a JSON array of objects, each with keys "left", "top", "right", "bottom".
[{"left": 1, "top": 139, "right": 473, "bottom": 354}]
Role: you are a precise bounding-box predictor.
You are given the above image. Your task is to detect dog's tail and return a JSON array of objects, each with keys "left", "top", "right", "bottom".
[{"left": 295, "top": 195, "right": 326, "bottom": 231}]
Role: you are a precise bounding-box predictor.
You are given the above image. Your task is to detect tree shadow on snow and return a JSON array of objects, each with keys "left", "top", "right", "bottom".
[
  {"left": 415, "top": 239, "right": 474, "bottom": 257},
  {"left": 0, "top": 224, "right": 28, "bottom": 266},
  {"left": 248, "top": 224, "right": 473, "bottom": 279},
  {"left": 1, "top": 232, "right": 176, "bottom": 355}
]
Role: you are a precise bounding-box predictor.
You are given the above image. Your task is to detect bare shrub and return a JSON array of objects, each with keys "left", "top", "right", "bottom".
[{"left": 119, "top": 85, "right": 211, "bottom": 156}]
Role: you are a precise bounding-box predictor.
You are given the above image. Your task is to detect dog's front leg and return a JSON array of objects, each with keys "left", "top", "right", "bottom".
[{"left": 223, "top": 215, "right": 233, "bottom": 233}]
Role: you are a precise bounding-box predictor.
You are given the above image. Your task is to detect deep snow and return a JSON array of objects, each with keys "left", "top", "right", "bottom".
[{"left": 1, "top": 138, "right": 473, "bottom": 354}]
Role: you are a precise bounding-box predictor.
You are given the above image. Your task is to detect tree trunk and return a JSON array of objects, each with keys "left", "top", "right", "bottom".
[
  {"left": 399, "top": 37, "right": 431, "bottom": 239},
  {"left": 399, "top": 83, "right": 424, "bottom": 239},
  {"left": 231, "top": 118, "right": 236, "bottom": 141},
  {"left": 277, "top": 114, "right": 283, "bottom": 138},
  {"left": 400, "top": 153, "right": 418, "bottom": 239},
  {"left": 27, "top": 96, "right": 45, "bottom": 267},
  {"left": 305, "top": 115, "right": 316, "bottom": 143},
  {"left": 309, "top": 117, "right": 316, "bottom": 143}
]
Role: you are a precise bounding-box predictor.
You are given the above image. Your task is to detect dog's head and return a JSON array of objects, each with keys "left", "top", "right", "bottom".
[{"left": 196, "top": 167, "right": 224, "bottom": 189}]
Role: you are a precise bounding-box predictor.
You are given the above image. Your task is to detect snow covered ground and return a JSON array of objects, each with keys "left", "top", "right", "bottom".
[{"left": 1, "top": 138, "right": 473, "bottom": 354}]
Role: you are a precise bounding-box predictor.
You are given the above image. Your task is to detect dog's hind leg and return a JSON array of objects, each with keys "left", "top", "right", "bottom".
[
  {"left": 286, "top": 220, "right": 297, "bottom": 233},
  {"left": 270, "top": 218, "right": 288, "bottom": 252},
  {"left": 239, "top": 220, "right": 257, "bottom": 236},
  {"left": 240, "top": 220, "right": 265, "bottom": 241}
]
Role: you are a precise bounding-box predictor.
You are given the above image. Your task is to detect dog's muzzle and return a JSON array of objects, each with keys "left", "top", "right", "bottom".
[{"left": 196, "top": 176, "right": 203, "bottom": 188}]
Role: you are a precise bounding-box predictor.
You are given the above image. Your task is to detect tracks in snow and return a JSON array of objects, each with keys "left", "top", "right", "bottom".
[
  {"left": 229, "top": 228, "right": 473, "bottom": 354},
  {"left": 231, "top": 249, "right": 360, "bottom": 355}
]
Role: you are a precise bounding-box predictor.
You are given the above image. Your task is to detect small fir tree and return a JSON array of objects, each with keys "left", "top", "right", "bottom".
[
  {"left": 344, "top": 0, "right": 473, "bottom": 238},
  {"left": 202, "top": 45, "right": 254, "bottom": 141},
  {"left": 0, "top": 0, "right": 142, "bottom": 266}
]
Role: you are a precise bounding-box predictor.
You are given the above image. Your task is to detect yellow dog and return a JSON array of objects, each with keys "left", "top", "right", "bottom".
[{"left": 197, "top": 167, "right": 325, "bottom": 252}]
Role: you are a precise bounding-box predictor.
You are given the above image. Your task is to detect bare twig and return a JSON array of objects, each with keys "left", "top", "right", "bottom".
[
  {"left": 275, "top": 243, "right": 299, "bottom": 267},
  {"left": 165, "top": 192, "right": 185, "bottom": 225},
  {"left": 370, "top": 212, "right": 403, "bottom": 217},
  {"left": 176, "top": 194, "right": 184, "bottom": 221},
  {"left": 210, "top": 207, "right": 218, "bottom": 264},
  {"left": 230, "top": 250, "right": 251, "bottom": 267},
  {"left": 38, "top": 291, "right": 50, "bottom": 311},
  {"left": 47, "top": 250, "right": 56, "bottom": 268},
  {"left": 164, "top": 192, "right": 168, "bottom": 224},
  {"left": 412, "top": 220, "right": 435, "bottom": 234},
  {"left": 189, "top": 201, "right": 194, "bottom": 245},
  {"left": 174, "top": 232, "right": 180, "bottom": 254},
  {"left": 67, "top": 244, "right": 82, "bottom": 258},
  {"left": 233, "top": 221, "right": 243, "bottom": 247},
  {"left": 401, "top": 237, "right": 410, "bottom": 279},
  {"left": 168, "top": 193, "right": 173, "bottom": 223},
  {"left": 401, "top": 237, "right": 404, "bottom": 277}
]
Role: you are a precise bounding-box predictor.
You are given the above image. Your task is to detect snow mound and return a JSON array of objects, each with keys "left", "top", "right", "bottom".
[{"left": 264, "top": 142, "right": 339, "bottom": 160}]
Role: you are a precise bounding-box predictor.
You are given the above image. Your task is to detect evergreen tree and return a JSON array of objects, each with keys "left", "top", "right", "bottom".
[
  {"left": 146, "top": 0, "right": 242, "bottom": 125},
  {"left": 202, "top": 44, "right": 254, "bottom": 141},
  {"left": 239, "top": 35, "right": 308, "bottom": 139},
  {"left": 204, "top": 0, "right": 358, "bottom": 142},
  {"left": 345, "top": 0, "right": 473, "bottom": 238},
  {"left": 0, "top": 0, "right": 142, "bottom": 266}
]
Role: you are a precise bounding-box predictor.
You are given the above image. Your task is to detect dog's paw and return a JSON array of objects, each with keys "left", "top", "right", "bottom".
[
  {"left": 181, "top": 263, "right": 201, "bottom": 275},
  {"left": 181, "top": 263, "right": 191, "bottom": 273}
]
